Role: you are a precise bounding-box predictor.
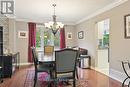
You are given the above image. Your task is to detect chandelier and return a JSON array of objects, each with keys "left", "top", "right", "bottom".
[{"left": 44, "top": 4, "right": 64, "bottom": 35}]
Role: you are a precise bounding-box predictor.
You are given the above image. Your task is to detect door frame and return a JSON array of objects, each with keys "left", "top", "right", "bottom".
[{"left": 95, "top": 18, "right": 110, "bottom": 76}]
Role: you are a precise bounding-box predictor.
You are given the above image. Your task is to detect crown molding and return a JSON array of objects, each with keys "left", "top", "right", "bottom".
[
  {"left": 15, "top": 18, "right": 75, "bottom": 26},
  {"left": 76, "top": 0, "right": 128, "bottom": 24},
  {"left": 16, "top": 18, "right": 42, "bottom": 23},
  {"left": 5, "top": 14, "right": 16, "bottom": 19}
]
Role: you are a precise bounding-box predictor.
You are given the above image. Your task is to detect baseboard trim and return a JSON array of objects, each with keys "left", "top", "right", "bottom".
[
  {"left": 90, "top": 66, "right": 95, "bottom": 70},
  {"left": 91, "top": 66, "right": 109, "bottom": 76},
  {"left": 19, "top": 63, "right": 33, "bottom": 66},
  {"left": 109, "top": 69, "right": 128, "bottom": 84},
  {"left": 91, "top": 66, "right": 128, "bottom": 85}
]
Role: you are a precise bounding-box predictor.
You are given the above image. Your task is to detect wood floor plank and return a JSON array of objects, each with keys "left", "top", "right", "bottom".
[{"left": 0, "top": 66, "right": 122, "bottom": 87}]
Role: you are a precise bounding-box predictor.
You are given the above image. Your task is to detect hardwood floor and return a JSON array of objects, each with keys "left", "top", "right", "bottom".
[
  {"left": 78, "top": 68, "right": 122, "bottom": 87},
  {"left": 0, "top": 65, "right": 122, "bottom": 87}
]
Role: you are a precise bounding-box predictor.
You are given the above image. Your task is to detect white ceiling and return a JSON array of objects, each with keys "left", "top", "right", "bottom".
[{"left": 15, "top": 0, "right": 118, "bottom": 24}]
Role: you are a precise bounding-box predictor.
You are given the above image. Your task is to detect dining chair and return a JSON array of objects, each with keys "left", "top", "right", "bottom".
[
  {"left": 121, "top": 61, "right": 130, "bottom": 87},
  {"left": 31, "top": 47, "right": 54, "bottom": 87},
  {"left": 75, "top": 48, "right": 80, "bottom": 79},
  {"left": 62, "top": 48, "right": 80, "bottom": 79},
  {"left": 44, "top": 46, "right": 54, "bottom": 53},
  {"left": 54, "top": 49, "right": 78, "bottom": 87},
  {"left": 0, "top": 66, "right": 3, "bottom": 83}
]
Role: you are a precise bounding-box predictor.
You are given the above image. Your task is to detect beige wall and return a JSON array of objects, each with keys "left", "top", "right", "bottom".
[
  {"left": 65, "top": 25, "right": 77, "bottom": 47},
  {"left": 14, "top": 23, "right": 76, "bottom": 64},
  {"left": 76, "top": 0, "right": 130, "bottom": 73},
  {"left": 9, "top": 19, "right": 16, "bottom": 53},
  {"left": 76, "top": 21, "right": 96, "bottom": 67},
  {"left": 15, "top": 21, "right": 28, "bottom": 63}
]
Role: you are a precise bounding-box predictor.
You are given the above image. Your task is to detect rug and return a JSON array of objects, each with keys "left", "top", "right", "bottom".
[{"left": 24, "top": 70, "right": 88, "bottom": 87}]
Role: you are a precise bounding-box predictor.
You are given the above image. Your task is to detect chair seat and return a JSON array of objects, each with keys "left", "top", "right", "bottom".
[
  {"left": 37, "top": 65, "right": 54, "bottom": 72},
  {"left": 57, "top": 72, "right": 74, "bottom": 80}
]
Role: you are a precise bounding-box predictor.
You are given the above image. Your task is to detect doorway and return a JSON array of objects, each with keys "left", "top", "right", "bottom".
[{"left": 96, "top": 19, "right": 110, "bottom": 76}]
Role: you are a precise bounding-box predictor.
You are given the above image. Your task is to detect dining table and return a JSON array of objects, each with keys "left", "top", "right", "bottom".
[
  {"left": 37, "top": 51, "right": 55, "bottom": 63},
  {"left": 36, "top": 50, "right": 80, "bottom": 79}
]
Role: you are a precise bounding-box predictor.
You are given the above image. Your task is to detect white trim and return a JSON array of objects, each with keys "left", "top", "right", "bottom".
[
  {"left": 15, "top": 18, "right": 75, "bottom": 25},
  {"left": 91, "top": 66, "right": 109, "bottom": 76},
  {"left": 109, "top": 69, "right": 129, "bottom": 85},
  {"left": 19, "top": 63, "right": 32, "bottom": 66},
  {"left": 5, "top": 14, "right": 16, "bottom": 19},
  {"left": 91, "top": 66, "right": 95, "bottom": 70},
  {"left": 91, "top": 66, "right": 128, "bottom": 85},
  {"left": 76, "top": 0, "right": 128, "bottom": 24}
]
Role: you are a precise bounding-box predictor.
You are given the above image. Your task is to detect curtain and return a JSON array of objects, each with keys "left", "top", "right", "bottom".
[
  {"left": 60, "top": 28, "right": 66, "bottom": 49},
  {"left": 28, "top": 22, "right": 36, "bottom": 62}
]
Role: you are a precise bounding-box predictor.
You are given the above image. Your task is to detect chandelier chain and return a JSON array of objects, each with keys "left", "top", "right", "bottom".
[{"left": 52, "top": 4, "right": 56, "bottom": 16}]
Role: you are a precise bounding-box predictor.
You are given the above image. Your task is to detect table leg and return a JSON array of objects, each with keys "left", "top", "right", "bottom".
[{"left": 89, "top": 56, "right": 91, "bottom": 69}]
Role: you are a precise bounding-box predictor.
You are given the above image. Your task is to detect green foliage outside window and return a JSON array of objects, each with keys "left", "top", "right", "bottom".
[
  {"left": 103, "top": 34, "right": 109, "bottom": 46},
  {"left": 36, "top": 29, "right": 60, "bottom": 48},
  {"left": 53, "top": 31, "right": 60, "bottom": 47},
  {"left": 36, "top": 31, "right": 41, "bottom": 47},
  {"left": 44, "top": 31, "right": 50, "bottom": 46}
]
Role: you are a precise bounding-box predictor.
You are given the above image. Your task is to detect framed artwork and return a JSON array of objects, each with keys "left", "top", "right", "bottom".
[
  {"left": 18, "top": 31, "right": 28, "bottom": 38},
  {"left": 124, "top": 14, "right": 130, "bottom": 38},
  {"left": 78, "top": 31, "right": 84, "bottom": 39},
  {"left": 67, "top": 33, "right": 72, "bottom": 39}
]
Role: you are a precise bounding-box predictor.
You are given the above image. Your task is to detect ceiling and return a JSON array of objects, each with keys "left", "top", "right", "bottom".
[{"left": 15, "top": 0, "right": 118, "bottom": 25}]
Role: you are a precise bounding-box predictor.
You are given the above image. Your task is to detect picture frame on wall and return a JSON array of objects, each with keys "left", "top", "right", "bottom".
[
  {"left": 67, "top": 33, "right": 72, "bottom": 39},
  {"left": 18, "top": 31, "right": 28, "bottom": 38},
  {"left": 78, "top": 31, "right": 84, "bottom": 39},
  {"left": 124, "top": 14, "right": 130, "bottom": 38}
]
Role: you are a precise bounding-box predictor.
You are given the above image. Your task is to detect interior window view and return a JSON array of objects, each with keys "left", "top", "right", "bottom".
[{"left": 0, "top": 0, "right": 130, "bottom": 87}]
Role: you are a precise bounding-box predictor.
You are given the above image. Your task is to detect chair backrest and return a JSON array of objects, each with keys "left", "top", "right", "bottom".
[
  {"left": 55, "top": 49, "right": 78, "bottom": 73},
  {"left": 44, "top": 46, "right": 54, "bottom": 53},
  {"left": 31, "top": 47, "right": 38, "bottom": 70}
]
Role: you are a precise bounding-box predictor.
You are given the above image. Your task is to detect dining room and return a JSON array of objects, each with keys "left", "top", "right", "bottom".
[{"left": 0, "top": 0, "right": 130, "bottom": 87}]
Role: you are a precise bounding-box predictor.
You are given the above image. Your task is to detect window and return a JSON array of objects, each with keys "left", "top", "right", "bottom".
[
  {"left": 44, "top": 30, "right": 60, "bottom": 47},
  {"left": 36, "top": 25, "right": 60, "bottom": 50}
]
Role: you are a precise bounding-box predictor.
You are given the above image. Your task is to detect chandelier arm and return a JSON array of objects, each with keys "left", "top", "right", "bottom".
[
  {"left": 44, "top": 3, "right": 64, "bottom": 36},
  {"left": 52, "top": 29, "right": 58, "bottom": 36}
]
